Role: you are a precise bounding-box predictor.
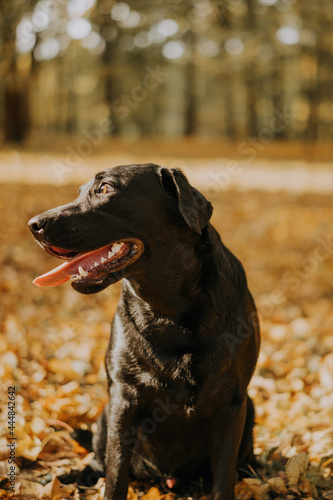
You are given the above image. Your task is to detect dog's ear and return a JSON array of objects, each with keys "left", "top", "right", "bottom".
[{"left": 159, "top": 167, "right": 213, "bottom": 234}]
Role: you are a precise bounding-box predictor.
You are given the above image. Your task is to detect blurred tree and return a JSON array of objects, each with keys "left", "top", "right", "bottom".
[
  {"left": 184, "top": 30, "right": 197, "bottom": 135},
  {"left": 0, "top": 0, "right": 332, "bottom": 143},
  {"left": 0, "top": 1, "right": 35, "bottom": 142}
]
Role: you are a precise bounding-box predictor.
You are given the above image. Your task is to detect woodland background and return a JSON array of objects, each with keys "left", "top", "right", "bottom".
[
  {"left": 0, "top": 1, "right": 333, "bottom": 499},
  {"left": 2, "top": 0, "right": 333, "bottom": 144}
]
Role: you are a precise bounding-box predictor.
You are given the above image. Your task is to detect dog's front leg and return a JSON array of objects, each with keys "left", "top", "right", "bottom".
[
  {"left": 104, "top": 384, "right": 138, "bottom": 500},
  {"left": 209, "top": 399, "right": 247, "bottom": 500}
]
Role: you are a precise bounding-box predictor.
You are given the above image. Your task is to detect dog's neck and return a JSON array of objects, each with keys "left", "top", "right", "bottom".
[
  {"left": 127, "top": 248, "right": 203, "bottom": 319},
  {"left": 124, "top": 225, "right": 245, "bottom": 329}
]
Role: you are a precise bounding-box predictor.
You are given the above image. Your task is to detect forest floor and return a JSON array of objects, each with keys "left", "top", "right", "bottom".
[{"left": 0, "top": 148, "right": 332, "bottom": 499}]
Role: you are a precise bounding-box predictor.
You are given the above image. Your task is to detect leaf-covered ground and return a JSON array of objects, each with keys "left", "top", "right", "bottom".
[{"left": 0, "top": 178, "right": 332, "bottom": 499}]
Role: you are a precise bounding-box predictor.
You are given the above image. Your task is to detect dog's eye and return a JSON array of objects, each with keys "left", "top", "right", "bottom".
[{"left": 98, "top": 183, "right": 115, "bottom": 194}]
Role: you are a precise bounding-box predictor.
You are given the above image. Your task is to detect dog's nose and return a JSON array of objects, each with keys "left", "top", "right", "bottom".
[{"left": 28, "top": 216, "right": 48, "bottom": 234}]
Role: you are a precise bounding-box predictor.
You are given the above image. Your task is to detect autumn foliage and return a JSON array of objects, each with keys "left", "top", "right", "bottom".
[{"left": 0, "top": 174, "right": 332, "bottom": 499}]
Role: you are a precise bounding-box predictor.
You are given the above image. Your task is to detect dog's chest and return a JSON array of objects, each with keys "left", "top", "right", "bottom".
[
  {"left": 112, "top": 314, "right": 198, "bottom": 404},
  {"left": 110, "top": 294, "right": 217, "bottom": 411},
  {"left": 136, "top": 350, "right": 195, "bottom": 387},
  {"left": 135, "top": 352, "right": 198, "bottom": 416}
]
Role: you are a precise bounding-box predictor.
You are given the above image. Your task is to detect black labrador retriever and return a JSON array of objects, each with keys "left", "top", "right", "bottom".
[{"left": 29, "top": 164, "right": 260, "bottom": 500}]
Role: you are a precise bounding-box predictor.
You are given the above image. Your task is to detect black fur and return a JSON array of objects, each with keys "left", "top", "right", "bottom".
[{"left": 29, "top": 164, "right": 260, "bottom": 500}]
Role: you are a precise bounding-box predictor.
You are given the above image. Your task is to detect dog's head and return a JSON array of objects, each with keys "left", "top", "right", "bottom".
[{"left": 28, "top": 164, "right": 213, "bottom": 294}]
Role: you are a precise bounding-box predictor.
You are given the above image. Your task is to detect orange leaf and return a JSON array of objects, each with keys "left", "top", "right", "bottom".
[
  {"left": 127, "top": 486, "right": 139, "bottom": 500},
  {"left": 142, "top": 486, "right": 162, "bottom": 500}
]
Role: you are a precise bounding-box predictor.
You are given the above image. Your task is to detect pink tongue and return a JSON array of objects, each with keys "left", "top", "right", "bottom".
[
  {"left": 33, "top": 245, "right": 113, "bottom": 287},
  {"left": 166, "top": 479, "right": 176, "bottom": 489}
]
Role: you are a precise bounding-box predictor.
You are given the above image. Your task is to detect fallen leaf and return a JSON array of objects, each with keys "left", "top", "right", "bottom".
[
  {"left": 286, "top": 452, "right": 309, "bottom": 486},
  {"left": 322, "top": 491, "right": 333, "bottom": 500},
  {"left": 267, "top": 476, "right": 288, "bottom": 494},
  {"left": 127, "top": 485, "right": 139, "bottom": 500},
  {"left": 43, "top": 476, "right": 72, "bottom": 499},
  {"left": 142, "top": 486, "right": 162, "bottom": 500},
  {"left": 18, "top": 478, "right": 46, "bottom": 498},
  {"left": 236, "top": 478, "right": 269, "bottom": 500},
  {"left": 306, "top": 468, "right": 333, "bottom": 489}
]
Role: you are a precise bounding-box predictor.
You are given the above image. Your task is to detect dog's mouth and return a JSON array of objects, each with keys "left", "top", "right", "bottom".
[{"left": 33, "top": 239, "right": 144, "bottom": 287}]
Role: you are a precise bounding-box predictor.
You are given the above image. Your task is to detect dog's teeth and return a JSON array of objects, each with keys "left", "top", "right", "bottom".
[
  {"left": 94, "top": 262, "right": 98, "bottom": 267},
  {"left": 108, "top": 251, "right": 113, "bottom": 259},
  {"left": 70, "top": 274, "right": 79, "bottom": 281},
  {"left": 101, "top": 257, "right": 107, "bottom": 263},
  {"left": 113, "top": 243, "right": 122, "bottom": 253},
  {"left": 79, "top": 266, "right": 88, "bottom": 277}
]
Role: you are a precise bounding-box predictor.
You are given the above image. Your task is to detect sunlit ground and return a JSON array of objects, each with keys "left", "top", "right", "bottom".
[{"left": 0, "top": 157, "right": 332, "bottom": 499}]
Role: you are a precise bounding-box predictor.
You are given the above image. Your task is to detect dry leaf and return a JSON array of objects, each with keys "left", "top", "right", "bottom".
[
  {"left": 319, "top": 353, "right": 333, "bottom": 390},
  {"left": 1, "top": 180, "right": 333, "bottom": 500},
  {"left": 322, "top": 491, "right": 333, "bottom": 500},
  {"left": 300, "top": 477, "right": 313, "bottom": 496},
  {"left": 286, "top": 452, "right": 309, "bottom": 486},
  {"left": 267, "top": 476, "right": 288, "bottom": 494},
  {"left": 163, "top": 494, "right": 177, "bottom": 500},
  {"left": 18, "top": 478, "right": 46, "bottom": 498},
  {"left": 42, "top": 476, "right": 75, "bottom": 499},
  {"left": 236, "top": 478, "right": 269, "bottom": 500},
  {"left": 142, "top": 486, "right": 162, "bottom": 500},
  {"left": 306, "top": 468, "right": 333, "bottom": 489},
  {"left": 127, "top": 485, "right": 139, "bottom": 500}
]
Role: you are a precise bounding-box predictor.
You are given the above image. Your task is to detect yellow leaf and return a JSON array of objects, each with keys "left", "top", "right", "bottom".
[
  {"left": 127, "top": 486, "right": 139, "bottom": 500},
  {"left": 142, "top": 486, "right": 162, "bottom": 500},
  {"left": 242, "top": 478, "right": 262, "bottom": 487}
]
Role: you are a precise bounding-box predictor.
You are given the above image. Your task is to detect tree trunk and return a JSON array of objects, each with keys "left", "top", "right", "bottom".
[
  {"left": 184, "top": 32, "right": 196, "bottom": 136},
  {"left": 4, "top": 83, "right": 30, "bottom": 142}
]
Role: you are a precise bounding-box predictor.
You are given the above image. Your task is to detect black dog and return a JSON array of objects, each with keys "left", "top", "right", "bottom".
[{"left": 29, "top": 164, "right": 260, "bottom": 500}]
